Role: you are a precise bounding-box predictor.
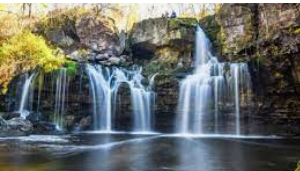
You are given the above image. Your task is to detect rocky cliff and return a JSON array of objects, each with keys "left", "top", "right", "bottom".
[
  {"left": 36, "top": 8, "right": 130, "bottom": 66},
  {"left": 2, "top": 4, "right": 300, "bottom": 135},
  {"left": 130, "top": 17, "right": 198, "bottom": 75},
  {"left": 127, "top": 4, "right": 300, "bottom": 135},
  {"left": 198, "top": 4, "right": 300, "bottom": 134}
]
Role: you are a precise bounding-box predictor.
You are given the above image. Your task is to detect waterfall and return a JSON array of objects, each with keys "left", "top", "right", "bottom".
[
  {"left": 176, "top": 26, "right": 252, "bottom": 135},
  {"left": 86, "top": 64, "right": 155, "bottom": 133},
  {"left": 15, "top": 69, "right": 70, "bottom": 130},
  {"left": 17, "top": 73, "right": 36, "bottom": 119},
  {"left": 53, "top": 68, "right": 68, "bottom": 130},
  {"left": 86, "top": 65, "right": 113, "bottom": 131}
]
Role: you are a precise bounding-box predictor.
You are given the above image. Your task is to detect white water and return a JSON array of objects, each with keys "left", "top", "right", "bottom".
[
  {"left": 86, "top": 64, "right": 156, "bottom": 132},
  {"left": 176, "top": 26, "right": 252, "bottom": 135},
  {"left": 86, "top": 65, "right": 113, "bottom": 131},
  {"left": 54, "top": 68, "right": 68, "bottom": 130},
  {"left": 18, "top": 73, "right": 36, "bottom": 119}
]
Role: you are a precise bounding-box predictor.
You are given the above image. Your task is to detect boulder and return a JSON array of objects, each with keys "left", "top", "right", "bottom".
[
  {"left": 0, "top": 117, "right": 33, "bottom": 136},
  {"left": 37, "top": 9, "right": 120, "bottom": 55},
  {"left": 75, "top": 13, "right": 120, "bottom": 54},
  {"left": 1, "top": 112, "right": 20, "bottom": 120},
  {"left": 77, "top": 116, "right": 92, "bottom": 130},
  {"left": 45, "top": 29, "right": 76, "bottom": 50},
  {"left": 108, "top": 56, "right": 121, "bottom": 65},
  {"left": 0, "top": 116, "right": 7, "bottom": 126},
  {"left": 31, "top": 121, "right": 60, "bottom": 135},
  {"left": 95, "top": 53, "right": 109, "bottom": 61}
]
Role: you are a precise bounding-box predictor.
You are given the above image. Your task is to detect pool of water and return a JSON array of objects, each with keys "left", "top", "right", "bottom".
[{"left": 0, "top": 133, "right": 299, "bottom": 171}]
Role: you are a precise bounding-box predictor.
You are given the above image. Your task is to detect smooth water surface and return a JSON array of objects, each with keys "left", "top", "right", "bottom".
[{"left": 0, "top": 134, "right": 299, "bottom": 171}]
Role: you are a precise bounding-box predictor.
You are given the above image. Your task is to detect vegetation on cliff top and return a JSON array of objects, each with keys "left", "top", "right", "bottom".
[{"left": 169, "top": 18, "right": 198, "bottom": 29}]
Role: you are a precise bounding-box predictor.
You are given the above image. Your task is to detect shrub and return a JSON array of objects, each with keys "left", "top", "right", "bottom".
[{"left": 0, "top": 31, "right": 66, "bottom": 94}]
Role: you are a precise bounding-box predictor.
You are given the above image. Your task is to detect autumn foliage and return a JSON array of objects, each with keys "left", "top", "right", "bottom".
[{"left": 0, "top": 31, "right": 66, "bottom": 93}]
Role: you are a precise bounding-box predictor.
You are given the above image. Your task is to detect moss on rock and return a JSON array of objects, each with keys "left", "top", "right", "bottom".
[
  {"left": 130, "top": 17, "right": 196, "bottom": 75},
  {"left": 169, "top": 18, "right": 198, "bottom": 30}
]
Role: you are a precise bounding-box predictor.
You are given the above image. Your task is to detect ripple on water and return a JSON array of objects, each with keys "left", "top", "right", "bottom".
[{"left": 0, "top": 135, "right": 69, "bottom": 143}]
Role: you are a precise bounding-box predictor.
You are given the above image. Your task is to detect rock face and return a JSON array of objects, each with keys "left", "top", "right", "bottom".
[
  {"left": 153, "top": 75, "right": 179, "bottom": 132},
  {"left": 36, "top": 9, "right": 125, "bottom": 65},
  {"left": 130, "top": 17, "right": 198, "bottom": 75},
  {"left": 199, "top": 3, "right": 300, "bottom": 134},
  {"left": 217, "top": 4, "right": 258, "bottom": 57},
  {"left": 75, "top": 13, "right": 119, "bottom": 54}
]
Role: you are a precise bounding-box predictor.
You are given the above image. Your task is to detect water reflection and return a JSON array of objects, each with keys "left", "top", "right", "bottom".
[{"left": 0, "top": 134, "right": 299, "bottom": 171}]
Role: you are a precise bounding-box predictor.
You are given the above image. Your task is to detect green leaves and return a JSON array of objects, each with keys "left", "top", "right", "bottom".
[{"left": 65, "top": 60, "right": 78, "bottom": 76}]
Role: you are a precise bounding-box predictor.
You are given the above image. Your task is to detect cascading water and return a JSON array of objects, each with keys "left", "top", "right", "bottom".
[
  {"left": 53, "top": 68, "right": 68, "bottom": 130},
  {"left": 86, "top": 64, "right": 156, "bottom": 133},
  {"left": 176, "top": 26, "right": 252, "bottom": 135},
  {"left": 86, "top": 65, "right": 113, "bottom": 131},
  {"left": 14, "top": 69, "right": 70, "bottom": 130},
  {"left": 17, "top": 73, "right": 36, "bottom": 119}
]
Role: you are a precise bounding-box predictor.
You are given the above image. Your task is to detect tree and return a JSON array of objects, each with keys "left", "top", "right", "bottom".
[
  {"left": 125, "top": 4, "right": 140, "bottom": 32},
  {"left": 22, "top": 3, "right": 32, "bottom": 17}
]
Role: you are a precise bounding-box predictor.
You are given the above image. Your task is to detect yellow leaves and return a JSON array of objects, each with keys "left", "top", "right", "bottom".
[
  {"left": 0, "top": 31, "right": 66, "bottom": 94},
  {"left": 125, "top": 4, "right": 140, "bottom": 31},
  {"left": 0, "top": 14, "right": 20, "bottom": 43},
  {"left": 0, "top": 4, "right": 6, "bottom": 11}
]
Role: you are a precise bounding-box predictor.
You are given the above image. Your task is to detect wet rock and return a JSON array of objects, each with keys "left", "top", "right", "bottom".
[
  {"left": 31, "top": 121, "right": 59, "bottom": 135},
  {"left": 1, "top": 112, "right": 20, "bottom": 120},
  {"left": 0, "top": 117, "right": 33, "bottom": 136},
  {"left": 0, "top": 116, "right": 7, "bottom": 126},
  {"left": 95, "top": 53, "right": 110, "bottom": 61},
  {"left": 27, "top": 112, "right": 43, "bottom": 123},
  {"left": 77, "top": 116, "right": 92, "bottom": 130},
  {"left": 119, "top": 55, "right": 127, "bottom": 63},
  {"left": 118, "top": 30, "right": 127, "bottom": 55},
  {"left": 108, "top": 56, "right": 121, "bottom": 65},
  {"left": 65, "top": 115, "right": 75, "bottom": 128}
]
